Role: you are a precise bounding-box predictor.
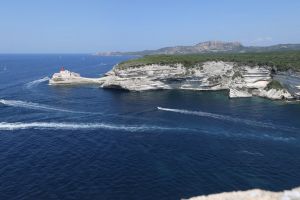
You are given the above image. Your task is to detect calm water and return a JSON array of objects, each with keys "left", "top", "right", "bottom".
[{"left": 0, "top": 54, "right": 300, "bottom": 200}]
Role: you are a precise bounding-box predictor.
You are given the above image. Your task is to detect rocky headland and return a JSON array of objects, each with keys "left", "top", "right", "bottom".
[
  {"left": 99, "top": 61, "right": 298, "bottom": 100},
  {"left": 50, "top": 52, "right": 300, "bottom": 101}
]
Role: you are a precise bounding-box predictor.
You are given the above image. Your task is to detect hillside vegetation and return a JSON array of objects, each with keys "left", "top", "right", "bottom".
[{"left": 117, "top": 51, "right": 300, "bottom": 71}]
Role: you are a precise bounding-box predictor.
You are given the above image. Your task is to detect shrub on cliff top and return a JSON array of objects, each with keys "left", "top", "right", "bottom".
[{"left": 117, "top": 51, "right": 300, "bottom": 72}]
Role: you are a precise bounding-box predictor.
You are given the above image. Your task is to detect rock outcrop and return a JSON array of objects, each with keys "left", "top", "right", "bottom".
[
  {"left": 49, "top": 70, "right": 103, "bottom": 85},
  {"left": 49, "top": 62, "right": 299, "bottom": 101},
  {"left": 274, "top": 72, "right": 300, "bottom": 99},
  {"left": 99, "top": 61, "right": 296, "bottom": 100},
  {"left": 184, "top": 187, "right": 300, "bottom": 200}
]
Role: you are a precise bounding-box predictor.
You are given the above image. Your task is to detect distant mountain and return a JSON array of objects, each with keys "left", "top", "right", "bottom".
[
  {"left": 95, "top": 41, "right": 300, "bottom": 56},
  {"left": 246, "top": 44, "right": 300, "bottom": 52}
]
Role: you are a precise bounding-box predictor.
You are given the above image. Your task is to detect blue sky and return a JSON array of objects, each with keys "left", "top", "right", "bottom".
[{"left": 1, "top": 0, "right": 300, "bottom": 53}]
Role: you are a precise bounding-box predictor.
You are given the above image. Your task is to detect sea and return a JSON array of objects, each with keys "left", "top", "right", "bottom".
[{"left": 0, "top": 54, "right": 300, "bottom": 200}]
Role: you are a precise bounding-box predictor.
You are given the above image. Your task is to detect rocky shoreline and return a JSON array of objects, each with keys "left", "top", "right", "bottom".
[{"left": 49, "top": 61, "right": 300, "bottom": 101}]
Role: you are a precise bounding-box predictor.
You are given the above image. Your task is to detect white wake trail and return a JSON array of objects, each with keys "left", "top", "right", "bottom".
[
  {"left": 0, "top": 99, "right": 85, "bottom": 113},
  {"left": 25, "top": 76, "right": 50, "bottom": 88},
  {"left": 157, "top": 107, "right": 296, "bottom": 131},
  {"left": 0, "top": 122, "right": 188, "bottom": 132}
]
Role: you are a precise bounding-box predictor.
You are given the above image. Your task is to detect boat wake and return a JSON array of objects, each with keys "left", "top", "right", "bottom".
[
  {"left": 157, "top": 107, "right": 298, "bottom": 132},
  {"left": 0, "top": 122, "right": 189, "bottom": 132},
  {"left": 0, "top": 99, "right": 87, "bottom": 114},
  {"left": 0, "top": 121, "right": 294, "bottom": 142},
  {"left": 239, "top": 150, "right": 264, "bottom": 156},
  {"left": 25, "top": 76, "right": 50, "bottom": 88}
]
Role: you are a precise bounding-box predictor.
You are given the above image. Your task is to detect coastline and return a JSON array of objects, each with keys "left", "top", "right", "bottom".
[{"left": 49, "top": 61, "right": 300, "bottom": 101}]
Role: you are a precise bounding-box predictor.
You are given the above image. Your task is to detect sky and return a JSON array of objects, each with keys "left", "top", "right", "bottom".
[{"left": 0, "top": 0, "right": 300, "bottom": 53}]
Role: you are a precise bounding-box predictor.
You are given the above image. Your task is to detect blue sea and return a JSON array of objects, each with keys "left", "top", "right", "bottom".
[{"left": 0, "top": 54, "right": 300, "bottom": 200}]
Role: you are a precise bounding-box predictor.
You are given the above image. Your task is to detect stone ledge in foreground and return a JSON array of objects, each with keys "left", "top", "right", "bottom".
[{"left": 184, "top": 187, "right": 300, "bottom": 200}]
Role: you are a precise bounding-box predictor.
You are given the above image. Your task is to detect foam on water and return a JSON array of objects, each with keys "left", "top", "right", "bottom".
[
  {"left": 157, "top": 107, "right": 298, "bottom": 132},
  {"left": 239, "top": 150, "right": 264, "bottom": 156},
  {"left": 25, "top": 76, "right": 50, "bottom": 88},
  {"left": 0, "top": 122, "right": 189, "bottom": 132},
  {"left": 0, "top": 99, "right": 87, "bottom": 113}
]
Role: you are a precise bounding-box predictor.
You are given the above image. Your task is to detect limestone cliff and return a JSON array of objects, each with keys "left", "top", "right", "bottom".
[
  {"left": 99, "top": 61, "right": 297, "bottom": 100},
  {"left": 49, "top": 62, "right": 300, "bottom": 101}
]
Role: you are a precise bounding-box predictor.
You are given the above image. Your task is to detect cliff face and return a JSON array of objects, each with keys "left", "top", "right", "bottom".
[
  {"left": 100, "top": 62, "right": 296, "bottom": 100},
  {"left": 274, "top": 72, "right": 300, "bottom": 99},
  {"left": 48, "top": 62, "right": 300, "bottom": 101}
]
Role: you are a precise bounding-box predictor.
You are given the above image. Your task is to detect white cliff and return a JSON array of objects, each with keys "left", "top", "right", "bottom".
[
  {"left": 184, "top": 187, "right": 300, "bottom": 200},
  {"left": 49, "top": 62, "right": 297, "bottom": 100},
  {"left": 252, "top": 88, "right": 293, "bottom": 100},
  {"left": 229, "top": 88, "right": 252, "bottom": 98},
  {"left": 99, "top": 61, "right": 294, "bottom": 100},
  {"left": 274, "top": 72, "right": 300, "bottom": 99}
]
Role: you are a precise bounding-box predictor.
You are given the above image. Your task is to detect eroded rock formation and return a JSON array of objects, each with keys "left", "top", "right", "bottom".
[{"left": 99, "top": 62, "right": 297, "bottom": 100}]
